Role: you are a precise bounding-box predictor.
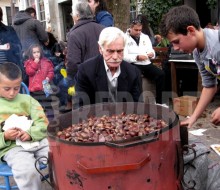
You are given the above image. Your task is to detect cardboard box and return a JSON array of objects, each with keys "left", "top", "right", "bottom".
[{"left": 173, "top": 96, "right": 199, "bottom": 116}]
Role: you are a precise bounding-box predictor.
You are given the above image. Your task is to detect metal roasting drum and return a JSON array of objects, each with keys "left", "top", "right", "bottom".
[{"left": 47, "top": 102, "right": 183, "bottom": 190}]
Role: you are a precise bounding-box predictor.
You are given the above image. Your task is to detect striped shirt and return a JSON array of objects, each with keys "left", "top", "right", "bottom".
[{"left": 0, "top": 50, "right": 7, "bottom": 64}]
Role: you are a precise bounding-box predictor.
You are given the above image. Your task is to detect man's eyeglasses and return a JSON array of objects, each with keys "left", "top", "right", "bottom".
[
  {"left": 132, "top": 19, "right": 142, "bottom": 25},
  {"left": 106, "top": 49, "right": 124, "bottom": 55}
]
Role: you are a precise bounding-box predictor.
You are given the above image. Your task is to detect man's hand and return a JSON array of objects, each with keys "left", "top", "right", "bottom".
[
  {"left": 137, "top": 55, "right": 148, "bottom": 61},
  {"left": 211, "top": 107, "right": 220, "bottom": 125},
  {"left": 147, "top": 52, "right": 154, "bottom": 59},
  {"left": 4, "top": 128, "right": 20, "bottom": 140}
]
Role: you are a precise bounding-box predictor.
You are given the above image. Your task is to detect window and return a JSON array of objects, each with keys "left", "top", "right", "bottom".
[
  {"left": 26, "top": 0, "right": 46, "bottom": 29},
  {"left": 37, "top": 0, "right": 46, "bottom": 28},
  {"left": 27, "top": 0, "right": 36, "bottom": 9},
  {"left": 6, "top": 7, "right": 19, "bottom": 26}
]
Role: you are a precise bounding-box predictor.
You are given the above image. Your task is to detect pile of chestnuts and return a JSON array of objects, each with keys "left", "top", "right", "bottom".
[{"left": 56, "top": 113, "right": 167, "bottom": 143}]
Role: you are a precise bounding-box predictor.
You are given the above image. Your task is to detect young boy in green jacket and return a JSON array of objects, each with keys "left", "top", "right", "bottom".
[
  {"left": 160, "top": 5, "right": 220, "bottom": 128},
  {"left": 0, "top": 62, "right": 49, "bottom": 190}
]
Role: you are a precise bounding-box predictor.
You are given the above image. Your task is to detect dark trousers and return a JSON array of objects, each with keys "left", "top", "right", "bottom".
[
  {"left": 134, "top": 63, "right": 165, "bottom": 104},
  {"left": 30, "top": 91, "right": 59, "bottom": 121}
]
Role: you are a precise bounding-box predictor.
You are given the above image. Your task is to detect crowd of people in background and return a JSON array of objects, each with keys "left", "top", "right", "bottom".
[
  {"left": 3, "top": 0, "right": 215, "bottom": 118},
  {"left": 0, "top": 7, "right": 24, "bottom": 75},
  {"left": 1, "top": 0, "right": 172, "bottom": 119},
  {"left": 2, "top": 0, "right": 220, "bottom": 117},
  {"left": 2, "top": 0, "right": 220, "bottom": 114}
]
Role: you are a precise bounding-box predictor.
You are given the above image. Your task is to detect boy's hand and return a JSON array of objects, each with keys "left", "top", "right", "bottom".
[
  {"left": 211, "top": 107, "right": 220, "bottom": 125},
  {"left": 16, "top": 130, "right": 31, "bottom": 142},
  {"left": 4, "top": 128, "right": 20, "bottom": 140},
  {"left": 180, "top": 116, "right": 197, "bottom": 128}
]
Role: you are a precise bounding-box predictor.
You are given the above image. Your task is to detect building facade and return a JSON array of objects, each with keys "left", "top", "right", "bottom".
[
  {"left": 8, "top": 0, "right": 73, "bottom": 42},
  {"left": 0, "top": 0, "right": 19, "bottom": 26},
  {"left": 18, "top": 0, "right": 73, "bottom": 41}
]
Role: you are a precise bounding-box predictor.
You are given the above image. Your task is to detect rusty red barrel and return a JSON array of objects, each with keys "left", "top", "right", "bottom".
[{"left": 47, "top": 102, "right": 183, "bottom": 190}]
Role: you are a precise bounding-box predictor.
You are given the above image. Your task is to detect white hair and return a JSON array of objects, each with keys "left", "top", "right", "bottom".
[
  {"left": 98, "top": 27, "right": 126, "bottom": 48},
  {"left": 71, "top": 0, "right": 93, "bottom": 19}
]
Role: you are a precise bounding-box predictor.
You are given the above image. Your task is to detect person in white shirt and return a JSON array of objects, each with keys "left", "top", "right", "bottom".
[{"left": 124, "top": 19, "right": 165, "bottom": 104}]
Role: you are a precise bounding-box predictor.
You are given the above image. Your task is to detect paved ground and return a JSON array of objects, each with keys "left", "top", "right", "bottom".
[
  {"left": 0, "top": 171, "right": 52, "bottom": 190},
  {"left": 177, "top": 95, "right": 220, "bottom": 164}
]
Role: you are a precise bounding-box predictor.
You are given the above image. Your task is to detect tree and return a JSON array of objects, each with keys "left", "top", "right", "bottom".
[
  {"left": 141, "top": 0, "right": 183, "bottom": 34},
  {"left": 139, "top": 0, "right": 217, "bottom": 34},
  {"left": 106, "top": 0, "right": 130, "bottom": 32},
  {"left": 207, "top": 0, "right": 217, "bottom": 9}
]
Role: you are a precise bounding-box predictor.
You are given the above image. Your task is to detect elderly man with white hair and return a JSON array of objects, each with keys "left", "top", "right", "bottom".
[
  {"left": 66, "top": 0, "right": 105, "bottom": 81},
  {"left": 73, "top": 27, "right": 143, "bottom": 108}
]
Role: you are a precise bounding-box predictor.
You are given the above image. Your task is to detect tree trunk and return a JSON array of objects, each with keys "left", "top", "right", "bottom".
[{"left": 106, "top": 0, "right": 130, "bottom": 32}]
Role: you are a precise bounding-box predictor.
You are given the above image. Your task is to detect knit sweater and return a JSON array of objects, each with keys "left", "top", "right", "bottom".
[{"left": 0, "top": 94, "right": 48, "bottom": 158}]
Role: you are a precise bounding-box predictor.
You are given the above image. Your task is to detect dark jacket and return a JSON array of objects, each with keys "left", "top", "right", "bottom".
[
  {"left": 73, "top": 55, "right": 143, "bottom": 108},
  {"left": 66, "top": 19, "right": 105, "bottom": 79},
  {"left": 13, "top": 11, "right": 48, "bottom": 53},
  {"left": 0, "top": 22, "right": 24, "bottom": 70}
]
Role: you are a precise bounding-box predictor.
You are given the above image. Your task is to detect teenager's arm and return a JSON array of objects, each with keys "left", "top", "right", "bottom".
[{"left": 181, "top": 86, "right": 217, "bottom": 128}]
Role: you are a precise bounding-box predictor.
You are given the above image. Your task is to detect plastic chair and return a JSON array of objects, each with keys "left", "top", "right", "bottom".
[
  {"left": 20, "top": 82, "right": 30, "bottom": 95},
  {"left": 0, "top": 162, "right": 17, "bottom": 190},
  {"left": 0, "top": 162, "right": 48, "bottom": 190}
]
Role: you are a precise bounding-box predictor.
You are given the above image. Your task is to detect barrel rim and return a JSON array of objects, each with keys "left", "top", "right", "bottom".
[{"left": 47, "top": 102, "right": 179, "bottom": 146}]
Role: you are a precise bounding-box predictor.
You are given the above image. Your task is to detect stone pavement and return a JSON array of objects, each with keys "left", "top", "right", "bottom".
[{"left": 0, "top": 167, "right": 52, "bottom": 190}]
